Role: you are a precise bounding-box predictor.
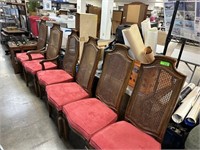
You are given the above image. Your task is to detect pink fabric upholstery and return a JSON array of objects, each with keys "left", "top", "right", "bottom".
[
  {"left": 23, "top": 59, "right": 57, "bottom": 75},
  {"left": 37, "top": 70, "right": 73, "bottom": 86},
  {"left": 63, "top": 98, "right": 117, "bottom": 140},
  {"left": 46, "top": 82, "right": 89, "bottom": 111},
  {"left": 90, "top": 121, "right": 161, "bottom": 150},
  {"left": 16, "top": 52, "right": 44, "bottom": 62}
]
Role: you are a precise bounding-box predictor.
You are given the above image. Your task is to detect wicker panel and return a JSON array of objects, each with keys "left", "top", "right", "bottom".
[
  {"left": 76, "top": 37, "right": 101, "bottom": 95},
  {"left": 125, "top": 55, "right": 186, "bottom": 142},
  {"left": 96, "top": 44, "right": 134, "bottom": 113},
  {"left": 37, "top": 20, "right": 48, "bottom": 50},
  {"left": 46, "top": 24, "right": 63, "bottom": 59},
  {"left": 63, "top": 30, "right": 79, "bottom": 77}
]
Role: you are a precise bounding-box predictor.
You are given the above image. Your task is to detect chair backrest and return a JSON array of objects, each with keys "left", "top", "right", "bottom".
[
  {"left": 63, "top": 29, "right": 79, "bottom": 77},
  {"left": 125, "top": 55, "right": 186, "bottom": 142},
  {"left": 46, "top": 23, "right": 63, "bottom": 59},
  {"left": 76, "top": 36, "right": 101, "bottom": 96},
  {"left": 37, "top": 20, "right": 48, "bottom": 50},
  {"left": 96, "top": 44, "right": 134, "bottom": 113}
]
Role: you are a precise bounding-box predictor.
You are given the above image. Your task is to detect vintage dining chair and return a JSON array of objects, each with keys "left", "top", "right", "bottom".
[
  {"left": 89, "top": 55, "right": 186, "bottom": 149},
  {"left": 61, "top": 43, "right": 134, "bottom": 148},
  {"left": 36, "top": 29, "right": 79, "bottom": 98},
  {"left": 22, "top": 23, "right": 63, "bottom": 95},
  {"left": 46, "top": 36, "right": 101, "bottom": 127},
  {"left": 16, "top": 20, "right": 48, "bottom": 65}
]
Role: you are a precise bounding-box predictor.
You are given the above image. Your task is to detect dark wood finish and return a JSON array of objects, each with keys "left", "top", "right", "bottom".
[
  {"left": 44, "top": 23, "right": 63, "bottom": 60},
  {"left": 62, "top": 29, "right": 79, "bottom": 77},
  {"left": 47, "top": 36, "right": 101, "bottom": 136},
  {"left": 36, "top": 20, "right": 48, "bottom": 50},
  {"left": 2, "top": 28, "right": 26, "bottom": 34},
  {"left": 122, "top": 2, "right": 148, "bottom": 26},
  {"left": 23, "top": 23, "right": 63, "bottom": 95},
  {"left": 15, "top": 20, "right": 47, "bottom": 74},
  {"left": 96, "top": 44, "right": 134, "bottom": 113},
  {"left": 125, "top": 55, "right": 186, "bottom": 142},
  {"left": 76, "top": 36, "right": 101, "bottom": 96},
  {"left": 38, "top": 29, "right": 79, "bottom": 98},
  {"left": 86, "top": 5, "right": 101, "bottom": 37},
  {"left": 112, "top": 10, "right": 123, "bottom": 34},
  {"left": 63, "top": 43, "right": 134, "bottom": 149},
  {"left": 8, "top": 41, "right": 37, "bottom": 73}
]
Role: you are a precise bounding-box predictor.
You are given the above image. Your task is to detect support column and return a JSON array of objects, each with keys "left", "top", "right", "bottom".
[
  {"left": 77, "top": 0, "right": 86, "bottom": 13},
  {"left": 100, "top": 0, "right": 114, "bottom": 40}
]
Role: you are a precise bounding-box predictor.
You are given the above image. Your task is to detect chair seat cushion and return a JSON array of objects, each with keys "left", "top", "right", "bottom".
[
  {"left": 16, "top": 52, "right": 44, "bottom": 62},
  {"left": 37, "top": 70, "right": 73, "bottom": 86},
  {"left": 23, "top": 59, "right": 57, "bottom": 75},
  {"left": 46, "top": 82, "right": 89, "bottom": 111},
  {"left": 90, "top": 121, "right": 161, "bottom": 150},
  {"left": 63, "top": 98, "right": 117, "bottom": 140}
]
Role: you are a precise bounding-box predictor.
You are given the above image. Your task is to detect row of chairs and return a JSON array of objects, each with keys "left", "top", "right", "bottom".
[{"left": 15, "top": 20, "right": 186, "bottom": 149}]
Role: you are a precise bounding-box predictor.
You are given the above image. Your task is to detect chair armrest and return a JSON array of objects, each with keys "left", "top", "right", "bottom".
[
  {"left": 26, "top": 47, "right": 46, "bottom": 60},
  {"left": 39, "top": 55, "right": 59, "bottom": 70}
]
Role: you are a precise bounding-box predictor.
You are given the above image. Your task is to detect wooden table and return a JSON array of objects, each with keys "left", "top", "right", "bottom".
[
  {"left": 2, "top": 28, "right": 26, "bottom": 34},
  {"left": 8, "top": 40, "right": 37, "bottom": 73},
  {"left": 1, "top": 28, "right": 28, "bottom": 55}
]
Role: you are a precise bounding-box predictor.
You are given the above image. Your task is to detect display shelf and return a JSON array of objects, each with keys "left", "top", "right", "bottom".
[{"left": 51, "top": 1, "right": 76, "bottom": 10}]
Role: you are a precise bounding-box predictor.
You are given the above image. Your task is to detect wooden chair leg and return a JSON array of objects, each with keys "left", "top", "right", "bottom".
[
  {"left": 48, "top": 103, "right": 52, "bottom": 118},
  {"left": 33, "top": 76, "right": 39, "bottom": 96},
  {"left": 63, "top": 118, "right": 68, "bottom": 140},
  {"left": 23, "top": 68, "right": 28, "bottom": 86},
  {"left": 57, "top": 116, "right": 63, "bottom": 138},
  {"left": 38, "top": 83, "right": 42, "bottom": 99}
]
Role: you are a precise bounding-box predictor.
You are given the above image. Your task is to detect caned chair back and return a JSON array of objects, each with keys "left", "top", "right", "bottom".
[
  {"left": 37, "top": 20, "right": 48, "bottom": 50},
  {"left": 96, "top": 44, "right": 134, "bottom": 113},
  {"left": 46, "top": 23, "right": 63, "bottom": 59},
  {"left": 76, "top": 36, "right": 101, "bottom": 96},
  {"left": 63, "top": 29, "right": 79, "bottom": 77},
  {"left": 125, "top": 55, "right": 186, "bottom": 142}
]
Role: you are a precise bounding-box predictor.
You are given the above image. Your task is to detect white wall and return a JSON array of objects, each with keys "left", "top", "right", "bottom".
[
  {"left": 68, "top": 0, "right": 164, "bottom": 10},
  {"left": 115, "top": 0, "right": 164, "bottom": 10},
  {"left": 68, "top": 0, "right": 101, "bottom": 7}
]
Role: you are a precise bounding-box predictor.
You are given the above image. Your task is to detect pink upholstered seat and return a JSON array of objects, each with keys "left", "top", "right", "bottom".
[
  {"left": 36, "top": 30, "right": 79, "bottom": 93},
  {"left": 60, "top": 44, "right": 134, "bottom": 149},
  {"left": 37, "top": 70, "right": 73, "bottom": 86},
  {"left": 63, "top": 98, "right": 117, "bottom": 140},
  {"left": 88, "top": 55, "right": 186, "bottom": 150},
  {"left": 90, "top": 121, "right": 161, "bottom": 150},
  {"left": 16, "top": 52, "right": 44, "bottom": 62},
  {"left": 23, "top": 59, "right": 57, "bottom": 75},
  {"left": 46, "top": 82, "right": 89, "bottom": 111}
]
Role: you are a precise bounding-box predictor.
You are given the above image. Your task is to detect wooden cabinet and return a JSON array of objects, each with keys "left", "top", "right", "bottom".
[
  {"left": 112, "top": 10, "right": 123, "bottom": 34},
  {"left": 122, "top": 2, "right": 148, "bottom": 26},
  {"left": 75, "top": 13, "right": 97, "bottom": 60},
  {"left": 86, "top": 5, "right": 101, "bottom": 38}
]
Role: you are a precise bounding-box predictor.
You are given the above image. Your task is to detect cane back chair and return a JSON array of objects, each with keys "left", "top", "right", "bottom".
[
  {"left": 22, "top": 23, "right": 63, "bottom": 95},
  {"left": 46, "top": 36, "right": 101, "bottom": 129},
  {"left": 61, "top": 43, "right": 134, "bottom": 148},
  {"left": 89, "top": 55, "right": 186, "bottom": 149},
  {"left": 36, "top": 29, "right": 79, "bottom": 99},
  {"left": 16, "top": 20, "right": 48, "bottom": 64}
]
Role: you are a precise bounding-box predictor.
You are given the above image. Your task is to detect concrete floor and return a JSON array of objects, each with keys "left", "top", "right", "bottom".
[
  {"left": 0, "top": 44, "right": 72, "bottom": 150},
  {"left": 0, "top": 42, "right": 199, "bottom": 150}
]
